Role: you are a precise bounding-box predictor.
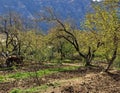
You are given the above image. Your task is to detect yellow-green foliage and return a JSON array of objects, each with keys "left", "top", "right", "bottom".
[
  {"left": 85, "top": 1, "right": 120, "bottom": 62},
  {"left": 18, "top": 30, "right": 46, "bottom": 61}
]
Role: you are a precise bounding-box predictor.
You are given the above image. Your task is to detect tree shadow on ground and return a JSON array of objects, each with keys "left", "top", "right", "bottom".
[{"left": 107, "top": 71, "right": 120, "bottom": 81}]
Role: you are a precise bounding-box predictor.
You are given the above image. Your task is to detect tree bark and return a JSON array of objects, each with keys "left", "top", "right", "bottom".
[
  {"left": 105, "top": 47, "right": 117, "bottom": 72},
  {"left": 105, "top": 33, "right": 118, "bottom": 72}
]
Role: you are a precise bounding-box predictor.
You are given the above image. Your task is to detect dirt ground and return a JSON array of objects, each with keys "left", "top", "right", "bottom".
[
  {"left": 45, "top": 71, "right": 120, "bottom": 93},
  {"left": 0, "top": 64, "right": 120, "bottom": 93},
  {"left": 43, "top": 67, "right": 120, "bottom": 93}
]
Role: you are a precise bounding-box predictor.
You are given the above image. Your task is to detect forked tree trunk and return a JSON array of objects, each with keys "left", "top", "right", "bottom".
[
  {"left": 85, "top": 54, "right": 94, "bottom": 66},
  {"left": 84, "top": 47, "right": 95, "bottom": 66}
]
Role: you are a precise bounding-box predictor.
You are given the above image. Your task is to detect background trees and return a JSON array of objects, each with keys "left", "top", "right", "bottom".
[{"left": 0, "top": 1, "right": 120, "bottom": 72}]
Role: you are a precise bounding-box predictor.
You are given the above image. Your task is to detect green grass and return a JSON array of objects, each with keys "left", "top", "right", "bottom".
[
  {"left": 10, "top": 84, "right": 49, "bottom": 93},
  {"left": 10, "top": 82, "right": 61, "bottom": 93},
  {"left": 0, "top": 75, "right": 6, "bottom": 82},
  {"left": 0, "top": 66, "right": 79, "bottom": 82}
]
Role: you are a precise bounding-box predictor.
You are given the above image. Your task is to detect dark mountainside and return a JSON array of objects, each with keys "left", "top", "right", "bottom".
[{"left": 0, "top": 0, "right": 92, "bottom": 31}]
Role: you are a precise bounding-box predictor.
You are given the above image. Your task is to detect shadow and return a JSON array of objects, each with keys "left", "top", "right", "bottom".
[
  {"left": 107, "top": 71, "right": 120, "bottom": 81},
  {"left": 0, "top": 67, "right": 14, "bottom": 71}
]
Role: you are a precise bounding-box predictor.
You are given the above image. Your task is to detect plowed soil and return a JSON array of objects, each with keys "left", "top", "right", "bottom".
[{"left": 0, "top": 64, "right": 120, "bottom": 93}]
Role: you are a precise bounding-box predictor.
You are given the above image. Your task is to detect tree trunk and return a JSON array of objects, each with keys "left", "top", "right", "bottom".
[
  {"left": 84, "top": 47, "right": 94, "bottom": 66},
  {"left": 105, "top": 48, "right": 117, "bottom": 72},
  {"left": 85, "top": 58, "right": 91, "bottom": 66},
  {"left": 105, "top": 33, "right": 118, "bottom": 72},
  {"left": 105, "top": 60, "right": 113, "bottom": 72},
  {"left": 85, "top": 55, "right": 94, "bottom": 66}
]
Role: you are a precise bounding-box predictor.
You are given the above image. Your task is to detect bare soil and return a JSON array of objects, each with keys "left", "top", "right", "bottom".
[
  {"left": 0, "top": 64, "right": 120, "bottom": 93},
  {"left": 58, "top": 71, "right": 120, "bottom": 93},
  {"left": 43, "top": 67, "right": 120, "bottom": 93}
]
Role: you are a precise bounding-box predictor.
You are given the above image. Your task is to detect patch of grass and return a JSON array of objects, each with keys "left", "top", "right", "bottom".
[
  {"left": 10, "top": 81, "right": 61, "bottom": 93},
  {"left": 0, "top": 67, "right": 14, "bottom": 71},
  {"left": 63, "top": 59, "right": 71, "bottom": 63},
  {"left": 49, "top": 66, "right": 79, "bottom": 72},
  {"left": 10, "top": 84, "right": 49, "bottom": 93},
  {"left": 0, "top": 75, "right": 6, "bottom": 82},
  {"left": 10, "top": 89, "right": 22, "bottom": 93},
  {"left": 0, "top": 66, "right": 79, "bottom": 82},
  {"left": 8, "top": 69, "right": 59, "bottom": 80},
  {"left": 8, "top": 72, "right": 30, "bottom": 79}
]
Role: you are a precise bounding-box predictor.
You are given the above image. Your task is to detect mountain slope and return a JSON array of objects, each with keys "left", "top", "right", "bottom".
[
  {"left": 0, "top": 0, "right": 92, "bottom": 31},
  {"left": 0, "top": 0, "right": 92, "bottom": 19}
]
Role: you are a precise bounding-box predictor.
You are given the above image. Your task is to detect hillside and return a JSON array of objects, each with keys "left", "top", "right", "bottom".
[
  {"left": 0, "top": 0, "right": 91, "bottom": 19},
  {"left": 0, "top": 0, "right": 93, "bottom": 31}
]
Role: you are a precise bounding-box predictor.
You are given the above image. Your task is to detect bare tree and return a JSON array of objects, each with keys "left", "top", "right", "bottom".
[{"left": 0, "top": 11, "right": 23, "bottom": 56}]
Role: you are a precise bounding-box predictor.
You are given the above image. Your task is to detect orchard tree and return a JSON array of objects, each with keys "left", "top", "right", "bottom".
[
  {"left": 85, "top": 1, "right": 120, "bottom": 72},
  {"left": 39, "top": 8, "right": 103, "bottom": 66},
  {"left": 19, "top": 30, "right": 45, "bottom": 62},
  {"left": 0, "top": 11, "right": 23, "bottom": 57}
]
